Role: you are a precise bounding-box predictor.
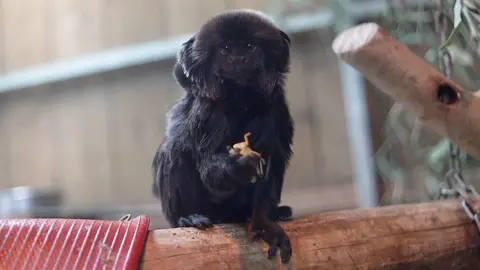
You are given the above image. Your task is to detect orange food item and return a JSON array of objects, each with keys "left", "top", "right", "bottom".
[{"left": 229, "top": 132, "right": 266, "bottom": 183}]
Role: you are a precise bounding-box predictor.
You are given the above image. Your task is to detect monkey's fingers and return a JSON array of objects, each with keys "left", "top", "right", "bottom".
[
  {"left": 265, "top": 230, "right": 291, "bottom": 263},
  {"left": 267, "top": 237, "right": 279, "bottom": 259},
  {"left": 240, "top": 155, "right": 262, "bottom": 169},
  {"left": 251, "top": 222, "right": 292, "bottom": 264},
  {"left": 279, "top": 236, "right": 292, "bottom": 264},
  {"left": 256, "top": 165, "right": 263, "bottom": 176},
  {"left": 251, "top": 228, "right": 263, "bottom": 242},
  {"left": 250, "top": 151, "right": 263, "bottom": 158}
]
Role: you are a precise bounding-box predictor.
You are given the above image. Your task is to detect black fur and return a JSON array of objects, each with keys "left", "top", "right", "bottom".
[{"left": 152, "top": 9, "right": 294, "bottom": 263}]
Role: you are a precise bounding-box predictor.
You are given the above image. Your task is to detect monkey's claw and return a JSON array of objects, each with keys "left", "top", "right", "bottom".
[
  {"left": 251, "top": 223, "right": 292, "bottom": 264},
  {"left": 178, "top": 214, "right": 213, "bottom": 230}
]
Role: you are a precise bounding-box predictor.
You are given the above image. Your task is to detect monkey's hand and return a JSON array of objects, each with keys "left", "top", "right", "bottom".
[
  {"left": 251, "top": 219, "right": 292, "bottom": 264},
  {"left": 227, "top": 132, "right": 265, "bottom": 184},
  {"left": 225, "top": 146, "right": 262, "bottom": 185}
]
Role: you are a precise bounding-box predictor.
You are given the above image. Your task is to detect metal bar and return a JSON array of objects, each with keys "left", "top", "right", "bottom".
[
  {"left": 0, "top": 9, "right": 336, "bottom": 93},
  {"left": 343, "top": 0, "right": 387, "bottom": 18},
  {"left": 330, "top": 0, "right": 385, "bottom": 208},
  {"left": 0, "top": 33, "right": 193, "bottom": 93},
  {"left": 339, "top": 62, "right": 379, "bottom": 208},
  {"left": 0, "top": 3, "right": 388, "bottom": 93}
]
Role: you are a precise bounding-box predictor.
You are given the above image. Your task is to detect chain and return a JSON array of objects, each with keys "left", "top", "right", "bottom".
[
  {"left": 436, "top": 0, "right": 479, "bottom": 200},
  {"left": 461, "top": 199, "right": 480, "bottom": 233},
  {"left": 436, "top": 0, "right": 480, "bottom": 234}
]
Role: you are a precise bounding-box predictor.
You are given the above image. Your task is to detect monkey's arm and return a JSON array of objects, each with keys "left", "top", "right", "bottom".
[
  {"left": 248, "top": 95, "right": 294, "bottom": 263},
  {"left": 271, "top": 114, "right": 294, "bottom": 205},
  {"left": 246, "top": 94, "right": 294, "bottom": 205}
]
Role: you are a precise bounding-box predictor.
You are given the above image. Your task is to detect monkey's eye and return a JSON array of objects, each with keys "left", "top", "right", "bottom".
[{"left": 220, "top": 45, "right": 229, "bottom": 54}]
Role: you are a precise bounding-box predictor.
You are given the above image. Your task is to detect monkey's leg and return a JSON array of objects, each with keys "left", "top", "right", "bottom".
[
  {"left": 261, "top": 153, "right": 292, "bottom": 222},
  {"left": 250, "top": 181, "right": 292, "bottom": 264},
  {"left": 251, "top": 206, "right": 291, "bottom": 263}
]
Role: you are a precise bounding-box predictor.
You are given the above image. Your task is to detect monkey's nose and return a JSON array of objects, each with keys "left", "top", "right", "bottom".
[{"left": 228, "top": 56, "right": 247, "bottom": 63}]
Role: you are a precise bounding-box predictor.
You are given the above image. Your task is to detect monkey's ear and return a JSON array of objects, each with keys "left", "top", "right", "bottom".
[
  {"left": 175, "top": 34, "right": 220, "bottom": 100},
  {"left": 172, "top": 62, "right": 191, "bottom": 89},
  {"left": 182, "top": 34, "right": 196, "bottom": 47},
  {"left": 173, "top": 34, "right": 197, "bottom": 90},
  {"left": 177, "top": 34, "right": 196, "bottom": 65},
  {"left": 279, "top": 30, "right": 291, "bottom": 46}
]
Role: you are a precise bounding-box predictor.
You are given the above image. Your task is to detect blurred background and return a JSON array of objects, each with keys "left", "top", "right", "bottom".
[{"left": 1, "top": 0, "right": 475, "bottom": 229}]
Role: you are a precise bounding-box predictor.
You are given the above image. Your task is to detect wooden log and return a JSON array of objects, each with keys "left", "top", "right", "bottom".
[
  {"left": 140, "top": 199, "right": 480, "bottom": 269},
  {"left": 331, "top": 22, "right": 480, "bottom": 158}
]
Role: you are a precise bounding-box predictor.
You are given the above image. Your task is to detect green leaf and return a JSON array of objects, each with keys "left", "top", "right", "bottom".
[
  {"left": 440, "top": 20, "right": 464, "bottom": 49},
  {"left": 440, "top": 0, "right": 464, "bottom": 50},
  {"left": 454, "top": 0, "right": 463, "bottom": 26}
]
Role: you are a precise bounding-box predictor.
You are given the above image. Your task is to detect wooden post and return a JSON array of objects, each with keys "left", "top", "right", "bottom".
[
  {"left": 332, "top": 22, "right": 480, "bottom": 158},
  {"left": 140, "top": 199, "right": 480, "bottom": 269}
]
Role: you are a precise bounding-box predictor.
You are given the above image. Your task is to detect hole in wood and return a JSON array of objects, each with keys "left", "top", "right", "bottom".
[{"left": 437, "top": 83, "right": 459, "bottom": 105}]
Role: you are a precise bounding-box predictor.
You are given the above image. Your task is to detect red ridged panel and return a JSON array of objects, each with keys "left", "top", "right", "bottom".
[{"left": 0, "top": 216, "right": 150, "bottom": 270}]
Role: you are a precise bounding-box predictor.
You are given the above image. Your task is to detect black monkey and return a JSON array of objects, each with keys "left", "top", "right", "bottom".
[{"left": 152, "top": 9, "right": 294, "bottom": 263}]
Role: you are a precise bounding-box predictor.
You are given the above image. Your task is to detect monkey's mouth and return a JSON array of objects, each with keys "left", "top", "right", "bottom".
[
  {"left": 220, "top": 73, "right": 255, "bottom": 85},
  {"left": 218, "top": 66, "right": 257, "bottom": 79}
]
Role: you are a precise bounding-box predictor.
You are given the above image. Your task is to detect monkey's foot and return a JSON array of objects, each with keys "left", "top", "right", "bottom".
[
  {"left": 272, "top": 205, "right": 293, "bottom": 222},
  {"left": 251, "top": 222, "right": 292, "bottom": 264},
  {"left": 178, "top": 214, "right": 213, "bottom": 230}
]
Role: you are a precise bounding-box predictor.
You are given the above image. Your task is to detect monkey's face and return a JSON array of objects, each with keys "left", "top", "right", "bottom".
[
  {"left": 215, "top": 41, "right": 261, "bottom": 81},
  {"left": 174, "top": 10, "right": 291, "bottom": 99}
]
